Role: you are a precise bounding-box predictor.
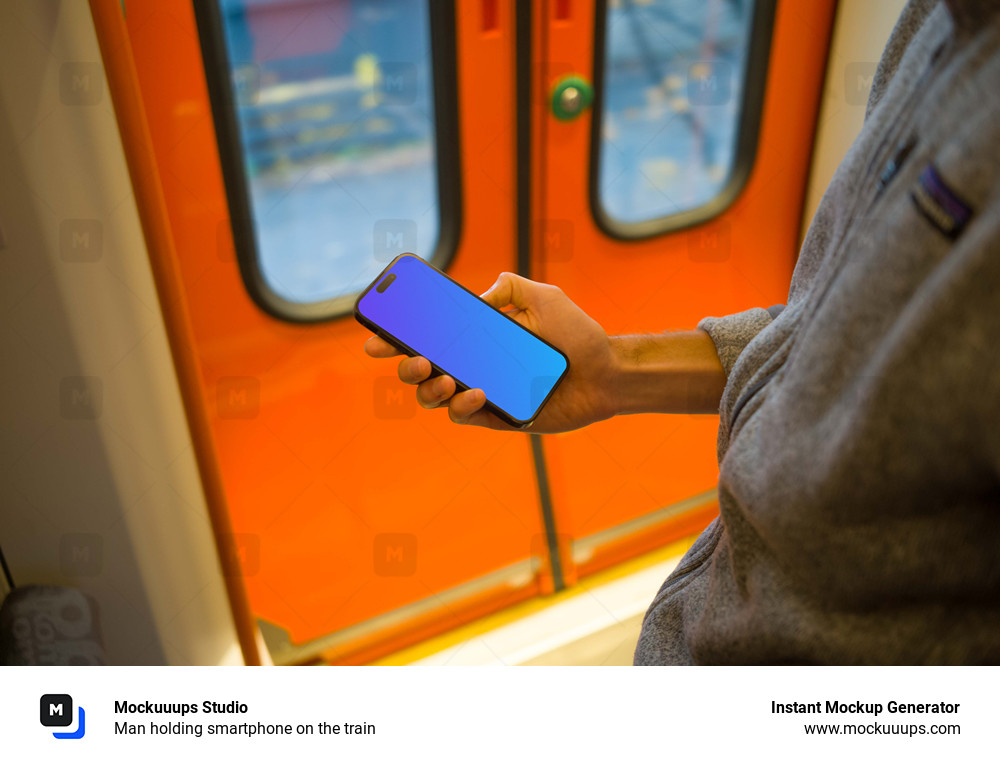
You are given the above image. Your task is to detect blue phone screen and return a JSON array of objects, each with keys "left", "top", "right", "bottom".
[{"left": 357, "top": 256, "right": 568, "bottom": 423}]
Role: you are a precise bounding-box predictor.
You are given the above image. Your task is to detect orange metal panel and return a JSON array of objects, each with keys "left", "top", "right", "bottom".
[
  {"left": 124, "top": 0, "right": 548, "bottom": 661},
  {"left": 534, "top": 0, "right": 837, "bottom": 569}
]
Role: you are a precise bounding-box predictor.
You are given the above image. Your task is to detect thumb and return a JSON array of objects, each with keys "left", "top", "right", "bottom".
[{"left": 481, "top": 272, "right": 534, "bottom": 311}]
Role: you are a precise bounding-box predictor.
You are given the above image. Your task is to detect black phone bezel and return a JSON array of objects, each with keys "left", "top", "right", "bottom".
[{"left": 354, "top": 254, "right": 570, "bottom": 428}]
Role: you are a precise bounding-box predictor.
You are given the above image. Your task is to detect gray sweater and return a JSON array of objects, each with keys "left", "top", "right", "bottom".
[{"left": 634, "top": 0, "right": 1000, "bottom": 664}]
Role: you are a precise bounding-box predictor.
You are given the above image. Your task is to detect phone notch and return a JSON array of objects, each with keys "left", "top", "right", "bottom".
[{"left": 376, "top": 273, "right": 397, "bottom": 293}]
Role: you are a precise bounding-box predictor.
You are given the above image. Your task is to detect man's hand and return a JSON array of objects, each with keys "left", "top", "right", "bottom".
[{"left": 363, "top": 272, "right": 619, "bottom": 433}]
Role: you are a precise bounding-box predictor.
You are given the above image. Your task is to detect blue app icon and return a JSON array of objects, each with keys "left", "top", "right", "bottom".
[{"left": 40, "top": 694, "right": 86, "bottom": 739}]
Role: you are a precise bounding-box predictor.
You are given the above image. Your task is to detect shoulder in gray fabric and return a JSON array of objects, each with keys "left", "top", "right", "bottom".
[{"left": 637, "top": 0, "right": 1000, "bottom": 665}]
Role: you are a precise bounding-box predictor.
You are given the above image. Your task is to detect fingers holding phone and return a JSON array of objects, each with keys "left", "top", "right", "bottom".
[
  {"left": 359, "top": 256, "right": 616, "bottom": 434},
  {"left": 362, "top": 343, "right": 508, "bottom": 428},
  {"left": 363, "top": 336, "right": 460, "bottom": 411},
  {"left": 356, "top": 255, "right": 568, "bottom": 429},
  {"left": 414, "top": 369, "right": 452, "bottom": 408}
]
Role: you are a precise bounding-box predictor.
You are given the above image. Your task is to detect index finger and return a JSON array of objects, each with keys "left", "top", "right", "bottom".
[{"left": 364, "top": 335, "right": 403, "bottom": 358}]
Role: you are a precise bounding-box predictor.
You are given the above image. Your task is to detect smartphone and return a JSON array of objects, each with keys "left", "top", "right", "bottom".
[{"left": 354, "top": 254, "right": 569, "bottom": 427}]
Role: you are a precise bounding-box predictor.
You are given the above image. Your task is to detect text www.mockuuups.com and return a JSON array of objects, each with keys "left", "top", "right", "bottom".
[{"left": 772, "top": 700, "right": 962, "bottom": 737}]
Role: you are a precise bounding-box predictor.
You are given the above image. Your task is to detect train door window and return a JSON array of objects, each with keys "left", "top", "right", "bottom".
[
  {"left": 196, "top": 1, "right": 459, "bottom": 320},
  {"left": 591, "top": 0, "right": 775, "bottom": 238}
]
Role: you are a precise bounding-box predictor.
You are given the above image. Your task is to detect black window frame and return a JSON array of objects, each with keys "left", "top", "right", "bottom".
[
  {"left": 589, "top": 0, "right": 776, "bottom": 240},
  {"left": 193, "top": 1, "right": 462, "bottom": 323}
]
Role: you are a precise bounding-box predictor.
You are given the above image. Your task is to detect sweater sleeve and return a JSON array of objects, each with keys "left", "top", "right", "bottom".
[
  {"left": 865, "top": 0, "right": 938, "bottom": 120},
  {"left": 697, "top": 306, "right": 782, "bottom": 377}
]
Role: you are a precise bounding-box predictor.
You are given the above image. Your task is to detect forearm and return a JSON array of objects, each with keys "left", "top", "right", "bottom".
[{"left": 610, "top": 331, "right": 726, "bottom": 415}]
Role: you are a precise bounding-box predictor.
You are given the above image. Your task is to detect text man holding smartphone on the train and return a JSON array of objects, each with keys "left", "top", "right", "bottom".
[{"left": 365, "top": 0, "right": 1000, "bottom": 663}]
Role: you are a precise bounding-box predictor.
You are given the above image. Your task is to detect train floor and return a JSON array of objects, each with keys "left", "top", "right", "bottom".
[{"left": 374, "top": 538, "right": 694, "bottom": 666}]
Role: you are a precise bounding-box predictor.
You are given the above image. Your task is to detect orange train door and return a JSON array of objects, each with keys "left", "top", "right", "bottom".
[
  {"left": 116, "top": 0, "right": 834, "bottom": 663},
  {"left": 529, "top": 0, "right": 835, "bottom": 583},
  {"left": 122, "top": 0, "right": 557, "bottom": 664}
]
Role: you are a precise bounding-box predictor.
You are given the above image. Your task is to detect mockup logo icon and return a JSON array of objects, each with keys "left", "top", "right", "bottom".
[{"left": 40, "top": 694, "right": 86, "bottom": 739}]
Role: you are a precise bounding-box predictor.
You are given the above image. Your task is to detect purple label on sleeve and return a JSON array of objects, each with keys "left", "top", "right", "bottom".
[{"left": 910, "top": 163, "right": 972, "bottom": 239}]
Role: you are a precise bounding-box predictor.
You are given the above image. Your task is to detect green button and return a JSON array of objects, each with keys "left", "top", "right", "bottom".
[{"left": 551, "top": 75, "right": 594, "bottom": 121}]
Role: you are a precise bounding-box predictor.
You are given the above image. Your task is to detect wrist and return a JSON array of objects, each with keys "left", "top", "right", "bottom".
[
  {"left": 608, "top": 335, "right": 648, "bottom": 416},
  {"left": 607, "top": 331, "right": 726, "bottom": 416}
]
